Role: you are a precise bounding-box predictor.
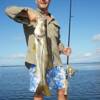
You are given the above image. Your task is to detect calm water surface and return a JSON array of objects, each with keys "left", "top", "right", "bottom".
[{"left": 0, "top": 65, "right": 100, "bottom": 100}]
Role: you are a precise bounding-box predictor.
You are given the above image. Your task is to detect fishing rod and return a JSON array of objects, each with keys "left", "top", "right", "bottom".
[
  {"left": 67, "top": 0, "right": 72, "bottom": 65},
  {"left": 66, "top": 0, "right": 75, "bottom": 78}
]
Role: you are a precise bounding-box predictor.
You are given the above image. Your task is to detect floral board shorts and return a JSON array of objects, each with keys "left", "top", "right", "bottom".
[{"left": 25, "top": 62, "right": 68, "bottom": 95}]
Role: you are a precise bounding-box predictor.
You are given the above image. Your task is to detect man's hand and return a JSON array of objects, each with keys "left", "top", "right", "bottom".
[
  {"left": 17, "top": 9, "right": 37, "bottom": 22},
  {"left": 27, "top": 10, "right": 37, "bottom": 22},
  {"left": 63, "top": 48, "right": 71, "bottom": 56}
]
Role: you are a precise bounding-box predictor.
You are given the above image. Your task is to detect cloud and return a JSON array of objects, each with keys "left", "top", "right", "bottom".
[
  {"left": 61, "top": 48, "right": 100, "bottom": 64},
  {"left": 9, "top": 53, "right": 25, "bottom": 59},
  {"left": 92, "top": 34, "right": 100, "bottom": 42},
  {"left": 71, "top": 49, "right": 100, "bottom": 63},
  {"left": 83, "top": 52, "right": 92, "bottom": 57},
  {"left": 0, "top": 53, "right": 25, "bottom": 59},
  {"left": 71, "top": 52, "right": 93, "bottom": 62},
  {"left": 0, "top": 53, "right": 25, "bottom": 66},
  {"left": 95, "top": 48, "right": 100, "bottom": 54}
]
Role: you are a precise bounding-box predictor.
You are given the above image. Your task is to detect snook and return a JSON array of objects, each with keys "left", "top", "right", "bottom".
[{"left": 34, "top": 17, "right": 51, "bottom": 96}]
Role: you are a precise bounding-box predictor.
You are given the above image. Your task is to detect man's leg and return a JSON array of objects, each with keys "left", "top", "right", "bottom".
[
  {"left": 34, "top": 95, "right": 43, "bottom": 100},
  {"left": 57, "top": 76, "right": 68, "bottom": 100},
  {"left": 46, "top": 66, "right": 68, "bottom": 100},
  {"left": 25, "top": 62, "right": 43, "bottom": 100},
  {"left": 64, "top": 95, "right": 68, "bottom": 100},
  {"left": 64, "top": 79, "right": 68, "bottom": 100},
  {"left": 57, "top": 88, "right": 67, "bottom": 100}
]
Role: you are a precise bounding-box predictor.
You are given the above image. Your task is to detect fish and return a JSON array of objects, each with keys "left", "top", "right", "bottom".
[{"left": 34, "top": 16, "right": 51, "bottom": 96}]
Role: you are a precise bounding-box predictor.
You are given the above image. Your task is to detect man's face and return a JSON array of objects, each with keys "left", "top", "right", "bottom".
[{"left": 36, "top": 0, "right": 51, "bottom": 10}]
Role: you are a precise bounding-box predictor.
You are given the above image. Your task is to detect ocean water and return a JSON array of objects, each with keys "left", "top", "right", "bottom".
[{"left": 0, "top": 64, "right": 100, "bottom": 100}]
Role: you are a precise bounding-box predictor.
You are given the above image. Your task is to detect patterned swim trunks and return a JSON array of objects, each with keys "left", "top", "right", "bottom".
[
  {"left": 26, "top": 62, "right": 68, "bottom": 95},
  {"left": 46, "top": 66, "right": 67, "bottom": 94}
]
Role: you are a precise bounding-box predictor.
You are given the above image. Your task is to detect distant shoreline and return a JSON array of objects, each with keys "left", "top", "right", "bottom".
[
  {"left": 0, "top": 62, "right": 100, "bottom": 67},
  {"left": 0, "top": 65, "right": 25, "bottom": 67},
  {"left": 63, "top": 62, "right": 100, "bottom": 65}
]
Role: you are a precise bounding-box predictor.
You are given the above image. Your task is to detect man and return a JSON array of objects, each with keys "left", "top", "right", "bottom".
[{"left": 5, "top": 0, "right": 71, "bottom": 100}]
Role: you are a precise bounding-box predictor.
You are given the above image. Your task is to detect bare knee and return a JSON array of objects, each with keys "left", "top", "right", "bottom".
[
  {"left": 58, "top": 88, "right": 65, "bottom": 96},
  {"left": 57, "top": 89, "right": 68, "bottom": 100},
  {"left": 34, "top": 95, "right": 43, "bottom": 100}
]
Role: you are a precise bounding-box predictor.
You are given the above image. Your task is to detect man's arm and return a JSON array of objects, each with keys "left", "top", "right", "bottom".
[
  {"left": 57, "top": 27, "right": 71, "bottom": 56},
  {"left": 58, "top": 38, "right": 71, "bottom": 56},
  {"left": 5, "top": 6, "right": 37, "bottom": 24}
]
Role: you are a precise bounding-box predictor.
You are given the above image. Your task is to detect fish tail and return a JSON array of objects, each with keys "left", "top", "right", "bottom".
[
  {"left": 36, "top": 83, "right": 51, "bottom": 96},
  {"left": 43, "top": 84, "right": 51, "bottom": 96}
]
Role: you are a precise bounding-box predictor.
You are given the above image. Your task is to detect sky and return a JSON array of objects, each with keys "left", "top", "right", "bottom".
[{"left": 0, "top": 0, "right": 100, "bottom": 66}]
